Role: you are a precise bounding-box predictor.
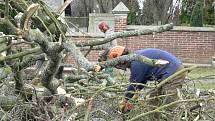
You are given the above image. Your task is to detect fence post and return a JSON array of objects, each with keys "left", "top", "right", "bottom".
[{"left": 112, "top": 2, "right": 130, "bottom": 32}]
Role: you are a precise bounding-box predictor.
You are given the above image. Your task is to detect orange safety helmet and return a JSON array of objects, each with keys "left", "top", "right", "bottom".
[
  {"left": 108, "top": 46, "right": 125, "bottom": 60},
  {"left": 98, "top": 46, "right": 126, "bottom": 62}
]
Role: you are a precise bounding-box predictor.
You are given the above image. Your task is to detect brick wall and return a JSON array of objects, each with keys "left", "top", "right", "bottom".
[
  {"left": 64, "top": 36, "right": 101, "bottom": 66},
  {"left": 114, "top": 18, "right": 127, "bottom": 32},
  {"left": 117, "top": 30, "right": 215, "bottom": 64},
  {"left": 67, "top": 27, "right": 215, "bottom": 65}
]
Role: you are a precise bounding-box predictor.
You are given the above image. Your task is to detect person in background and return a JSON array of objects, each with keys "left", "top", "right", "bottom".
[
  {"left": 98, "top": 21, "right": 110, "bottom": 34},
  {"left": 98, "top": 21, "right": 117, "bottom": 77},
  {"left": 95, "top": 46, "right": 185, "bottom": 116}
]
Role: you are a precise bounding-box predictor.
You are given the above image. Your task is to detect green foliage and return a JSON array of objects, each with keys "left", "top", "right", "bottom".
[
  {"left": 0, "top": 3, "right": 5, "bottom": 18},
  {"left": 9, "top": 9, "right": 17, "bottom": 19},
  {"left": 180, "top": 0, "right": 195, "bottom": 25},
  {"left": 0, "top": 38, "right": 7, "bottom": 50},
  {"left": 0, "top": 22, "right": 8, "bottom": 34},
  {"left": 190, "top": 0, "right": 203, "bottom": 27},
  {"left": 127, "top": 1, "right": 141, "bottom": 25},
  {"left": 187, "top": 67, "right": 215, "bottom": 80},
  {"left": 0, "top": 3, "right": 17, "bottom": 19},
  {"left": 127, "top": 9, "right": 138, "bottom": 25},
  {"left": 203, "top": 0, "right": 214, "bottom": 25},
  {"left": 0, "top": 3, "right": 5, "bottom": 11},
  {"left": 3, "top": 66, "right": 12, "bottom": 75},
  {"left": 180, "top": 0, "right": 214, "bottom": 26}
]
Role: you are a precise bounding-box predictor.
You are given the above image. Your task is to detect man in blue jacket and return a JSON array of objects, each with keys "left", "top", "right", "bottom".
[{"left": 96, "top": 46, "right": 185, "bottom": 114}]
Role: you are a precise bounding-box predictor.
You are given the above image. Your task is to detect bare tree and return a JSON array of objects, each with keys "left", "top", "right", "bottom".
[
  {"left": 0, "top": 0, "right": 214, "bottom": 121},
  {"left": 141, "top": 0, "right": 174, "bottom": 25},
  {"left": 69, "top": 0, "right": 137, "bottom": 16}
]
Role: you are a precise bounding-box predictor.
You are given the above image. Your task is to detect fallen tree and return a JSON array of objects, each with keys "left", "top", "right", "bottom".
[{"left": 0, "top": 0, "right": 214, "bottom": 121}]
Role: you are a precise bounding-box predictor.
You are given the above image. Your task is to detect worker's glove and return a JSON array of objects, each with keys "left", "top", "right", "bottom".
[
  {"left": 119, "top": 100, "right": 134, "bottom": 113},
  {"left": 155, "top": 59, "right": 169, "bottom": 66},
  {"left": 132, "top": 94, "right": 139, "bottom": 100},
  {"left": 94, "top": 65, "right": 102, "bottom": 72}
]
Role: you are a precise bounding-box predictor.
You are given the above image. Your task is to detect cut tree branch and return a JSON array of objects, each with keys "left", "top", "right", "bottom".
[
  {"left": 13, "top": 54, "right": 45, "bottom": 95},
  {"left": 76, "top": 23, "right": 173, "bottom": 47},
  {"left": 14, "top": 54, "right": 45, "bottom": 70},
  {"left": 0, "top": 47, "right": 42, "bottom": 62},
  {"left": 128, "top": 96, "right": 215, "bottom": 121},
  {"left": 39, "top": 1, "right": 67, "bottom": 39},
  {"left": 20, "top": 3, "right": 40, "bottom": 31},
  {"left": 98, "top": 54, "right": 158, "bottom": 69},
  {"left": 25, "top": 29, "right": 63, "bottom": 93},
  {"left": 57, "top": 0, "right": 73, "bottom": 16},
  {"left": 63, "top": 41, "right": 93, "bottom": 71},
  {"left": 0, "top": 41, "right": 35, "bottom": 53},
  {"left": 4, "top": 0, "right": 9, "bottom": 19},
  {"left": 0, "top": 18, "right": 17, "bottom": 35}
]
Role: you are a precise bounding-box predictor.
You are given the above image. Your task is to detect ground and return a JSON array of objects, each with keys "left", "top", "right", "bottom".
[
  {"left": 115, "top": 66, "right": 215, "bottom": 89},
  {"left": 187, "top": 66, "right": 215, "bottom": 89}
]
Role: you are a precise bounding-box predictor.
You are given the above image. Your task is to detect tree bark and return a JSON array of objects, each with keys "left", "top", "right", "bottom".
[
  {"left": 76, "top": 23, "right": 173, "bottom": 47},
  {"left": 14, "top": 54, "right": 45, "bottom": 94},
  {"left": 63, "top": 41, "right": 93, "bottom": 71},
  {"left": 0, "top": 48, "right": 42, "bottom": 62}
]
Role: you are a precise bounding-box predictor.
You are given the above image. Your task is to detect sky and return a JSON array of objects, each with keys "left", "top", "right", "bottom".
[
  {"left": 138, "top": 0, "right": 178, "bottom": 9},
  {"left": 138, "top": 0, "right": 144, "bottom": 9}
]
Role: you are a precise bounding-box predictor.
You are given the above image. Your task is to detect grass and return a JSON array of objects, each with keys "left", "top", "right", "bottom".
[
  {"left": 191, "top": 83, "right": 215, "bottom": 90},
  {"left": 187, "top": 67, "right": 215, "bottom": 80},
  {"left": 114, "top": 66, "right": 215, "bottom": 90},
  {"left": 187, "top": 67, "right": 215, "bottom": 90}
]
